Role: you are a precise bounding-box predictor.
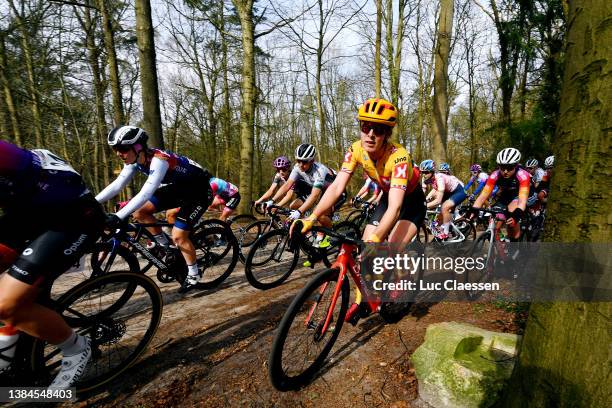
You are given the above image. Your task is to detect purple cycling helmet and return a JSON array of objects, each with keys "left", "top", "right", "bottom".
[
  {"left": 470, "top": 164, "right": 482, "bottom": 172},
  {"left": 273, "top": 156, "right": 291, "bottom": 169}
]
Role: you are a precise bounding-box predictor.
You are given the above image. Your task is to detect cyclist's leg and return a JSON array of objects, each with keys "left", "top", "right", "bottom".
[
  {"left": 173, "top": 183, "right": 213, "bottom": 292},
  {"left": 220, "top": 193, "right": 240, "bottom": 222},
  {"left": 506, "top": 199, "right": 521, "bottom": 240}
]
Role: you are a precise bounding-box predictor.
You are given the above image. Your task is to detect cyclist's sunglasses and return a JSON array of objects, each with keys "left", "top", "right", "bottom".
[
  {"left": 113, "top": 145, "right": 132, "bottom": 153},
  {"left": 421, "top": 171, "right": 433, "bottom": 175},
  {"left": 499, "top": 164, "right": 516, "bottom": 172},
  {"left": 297, "top": 159, "right": 312, "bottom": 165},
  {"left": 360, "top": 122, "right": 389, "bottom": 136}
]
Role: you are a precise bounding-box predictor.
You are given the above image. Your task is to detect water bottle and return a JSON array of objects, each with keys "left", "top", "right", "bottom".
[{"left": 0, "top": 325, "right": 19, "bottom": 371}]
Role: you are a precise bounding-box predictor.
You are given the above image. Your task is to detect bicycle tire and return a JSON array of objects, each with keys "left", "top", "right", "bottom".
[
  {"left": 228, "top": 214, "right": 257, "bottom": 237},
  {"left": 465, "top": 232, "right": 495, "bottom": 300},
  {"left": 89, "top": 242, "right": 141, "bottom": 279},
  {"left": 192, "top": 226, "right": 239, "bottom": 289},
  {"left": 238, "top": 220, "right": 272, "bottom": 263},
  {"left": 269, "top": 267, "right": 349, "bottom": 391},
  {"left": 244, "top": 229, "right": 299, "bottom": 290},
  {"left": 31, "top": 272, "right": 163, "bottom": 393}
]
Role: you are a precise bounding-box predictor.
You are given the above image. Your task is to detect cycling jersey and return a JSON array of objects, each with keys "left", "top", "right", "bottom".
[
  {"left": 209, "top": 177, "right": 239, "bottom": 201},
  {"left": 481, "top": 168, "right": 531, "bottom": 206},
  {"left": 538, "top": 170, "right": 552, "bottom": 191},
  {"left": 424, "top": 173, "right": 464, "bottom": 193},
  {"left": 341, "top": 141, "right": 420, "bottom": 193},
  {"left": 288, "top": 162, "right": 335, "bottom": 190},
  {"left": 0, "top": 141, "right": 104, "bottom": 285},
  {"left": 464, "top": 172, "right": 488, "bottom": 195},
  {"left": 0, "top": 141, "right": 90, "bottom": 208},
  {"left": 96, "top": 148, "right": 210, "bottom": 220}
]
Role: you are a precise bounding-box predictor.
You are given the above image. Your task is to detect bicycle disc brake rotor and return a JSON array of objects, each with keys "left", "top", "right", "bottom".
[{"left": 92, "top": 317, "right": 127, "bottom": 345}]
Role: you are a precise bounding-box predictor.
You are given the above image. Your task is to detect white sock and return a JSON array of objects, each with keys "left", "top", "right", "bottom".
[
  {"left": 154, "top": 233, "right": 170, "bottom": 247},
  {"left": 187, "top": 263, "right": 199, "bottom": 277},
  {"left": 442, "top": 223, "right": 450, "bottom": 234},
  {"left": 57, "top": 331, "right": 87, "bottom": 356}
]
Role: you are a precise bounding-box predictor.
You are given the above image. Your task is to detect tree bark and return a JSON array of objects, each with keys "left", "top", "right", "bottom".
[
  {"left": 97, "top": 0, "right": 125, "bottom": 125},
  {"left": 431, "top": 0, "right": 454, "bottom": 163},
  {"left": 8, "top": 0, "right": 43, "bottom": 147},
  {"left": 135, "top": 0, "right": 163, "bottom": 148},
  {"left": 375, "top": 0, "right": 382, "bottom": 98},
  {"left": 0, "top": 34, "right": 21, "bottom": 145},
  {"left": 232, "top": 0, "right": 256, "bottom": 214},
  {"left": 503, "top": 1, "right": 611, "bottom": 406}
]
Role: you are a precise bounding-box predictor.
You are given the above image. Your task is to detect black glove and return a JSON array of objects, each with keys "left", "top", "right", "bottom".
[
  {"left": 105, "top": 213, "right": 123, "bottom": 229},
  {"left": 510, "top": 208, "right": 524, "bottom": 223},
  {"left": 468, "top": 206, "right": 481, "bottom": 219}
]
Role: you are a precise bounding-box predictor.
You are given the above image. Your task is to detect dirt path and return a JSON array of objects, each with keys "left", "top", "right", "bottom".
[{"left": 67, "top": 255, "right": 525, "bottom": 408}]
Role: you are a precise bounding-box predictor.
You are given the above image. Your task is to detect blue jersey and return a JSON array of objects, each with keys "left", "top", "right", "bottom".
[
  {"left": 135, "top": 149, "right": 208, "bottom": 184},
  {"left": 0, "top": 141, "right": 89, "bottom": 208}
]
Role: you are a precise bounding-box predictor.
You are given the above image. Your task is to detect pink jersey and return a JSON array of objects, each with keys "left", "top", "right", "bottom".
[{"left": 427, "top": 173, "right": 463, "bottom": 193}]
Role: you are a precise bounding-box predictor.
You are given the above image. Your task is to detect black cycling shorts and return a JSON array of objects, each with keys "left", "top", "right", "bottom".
[
  {"left": 223, "top": 192, "right": 241, "bottom": 210},
  {"left": 369, "top": 187, "right": 426, "bottom": 227},
  {"left": 149, "top": 178, "right": 213, "bottom": 231},
  {"left": 1, "top": 194, "right": 105, "bottom": 286}
]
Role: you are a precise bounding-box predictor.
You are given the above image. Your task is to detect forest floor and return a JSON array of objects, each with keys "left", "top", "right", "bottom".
[{"left": 63, "top": 254, "right": 527, "bottom": 408}]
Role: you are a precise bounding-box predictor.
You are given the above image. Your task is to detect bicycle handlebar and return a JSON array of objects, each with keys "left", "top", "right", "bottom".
[{"left": 292, "top": 220, "right": 362, "bottom": 247}]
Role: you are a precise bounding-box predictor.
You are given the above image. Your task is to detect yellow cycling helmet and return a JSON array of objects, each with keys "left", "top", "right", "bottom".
[{"left": 357, "top": 98, "right": 398, "bottom": 127}]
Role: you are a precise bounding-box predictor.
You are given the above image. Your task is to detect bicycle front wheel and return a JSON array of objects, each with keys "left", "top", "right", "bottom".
[
  {"left": 269, "top": 267, "right": 349, "bottom": 391},
  {"left": 465, "top": 232, "right": 496, "bottom": 300},
  {"left": 244, "top": 229, "right": 299, "bottom": 290},
  {"left": 32, "top": 272, "right": 163, "bottom": 393}
]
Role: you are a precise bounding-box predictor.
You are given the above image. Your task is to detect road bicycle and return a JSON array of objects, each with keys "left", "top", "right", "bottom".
[
  {"left": 422, "top": 206, "right": 476, "bottom": 250},
  {"left": 243, "top": 205, "right": 359, "bottom": 290},
  {"left": 465, "top": 206, "right": 522, "bottom": 299},
  {"left": 268, "top": 222, "right": 423, "bottom": 390},
  {"left": 1, "top": 271, "right": 162, "bottom": 393},
  {"left": 92, "top": 219, "right": 238, "bottom": 289}
]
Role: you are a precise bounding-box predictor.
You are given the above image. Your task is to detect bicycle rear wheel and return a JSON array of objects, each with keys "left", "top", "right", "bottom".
[
  {"left": 269, "top": 267, "right": 349, "bottom": 391},
  {"left": 192, "top": 226, "right": 239, "bottom": 289},
  {"left": 31, "top": 272, "right": 163, "bottom": 393},
  {"left": 244, "top": 229, "right": 299, "bottom": 290}
]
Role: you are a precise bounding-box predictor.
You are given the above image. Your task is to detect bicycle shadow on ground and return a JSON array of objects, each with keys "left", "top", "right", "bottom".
[{"left": 79, "top": 291, "right": 297, "bottom": 405}]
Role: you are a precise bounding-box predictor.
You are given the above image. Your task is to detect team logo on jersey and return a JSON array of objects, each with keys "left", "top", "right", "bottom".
[
  {"left": 344, "top": 151, "right": 352, "bottom": 163},
  {"left": 394, "top": 163, "right": 408, "bottom": 179}
]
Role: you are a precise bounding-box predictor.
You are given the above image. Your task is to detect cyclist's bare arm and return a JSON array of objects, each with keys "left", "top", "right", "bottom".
[
  {"left": 256, "top": 182, "right": 279, "bottom": 204},
  {"left": 427, "top": 189, "right": 444, "bottom": 208},
  {"left": 271, "top": 178, "right": 294, "bottom": 202},
  {"left": 298, "top": 187, "right": 322, "bottom": 214},
  {"left": 276, "top": 188, "right": 295, "bottom": 208},
  {"left": 311, "top": 171, "right": 350, "bottom": 218}
]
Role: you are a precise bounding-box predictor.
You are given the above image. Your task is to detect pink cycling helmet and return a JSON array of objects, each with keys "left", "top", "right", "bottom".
[
  {"left": 273, "top": 156, "right": 291, "bottom": 169},
  {"left": 470, "top": 164, "right": 482, "bottom": 172}
]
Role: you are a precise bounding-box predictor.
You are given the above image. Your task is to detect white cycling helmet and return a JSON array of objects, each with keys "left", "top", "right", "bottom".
[
  {"left": 544, "top": 155, "right": 555, "bottom": 169},
  {"left": 497, "top": 148, "right": 521, "bottom": 165},
  {"left": 295, "top": 143, "right": 316, "bottom": 161},
  {"left": 525, "top": 158, "right": 539, "bottom": 168},
  {"left": 108, "top": 126, "right": 148, "bottom": 147}
]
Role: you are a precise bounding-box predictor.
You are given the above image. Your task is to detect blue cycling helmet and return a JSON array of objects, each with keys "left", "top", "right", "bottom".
[
  {"left": 439, "top": 162, "right": 450, "bottom": 173},
  {"left": 419, "top": 159, "right": 435, "bottom": 172}
]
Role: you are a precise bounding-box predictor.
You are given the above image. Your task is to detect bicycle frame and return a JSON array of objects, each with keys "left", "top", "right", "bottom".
[{"left": 305, "top": 241, "right": 380, "bottom": 337}]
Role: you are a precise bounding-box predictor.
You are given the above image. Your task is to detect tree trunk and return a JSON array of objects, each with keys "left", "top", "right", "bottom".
[
  {"left": 221, "top": 4, "right": 231, "bottom": 180},
  {"left": 8, "top": 0, "right": 43, "bottom": 147},
  {"left": 375, "top": 0, "right": 382, "bottom": 97},
  {"left": 97, "top": 0, "right": 125, "bottom": 125},
  {"left": 315, "top": 0, "right": 327, "bottom": 165},
  {"left": 232, "top": 0, "right": 256, "bottom": 214},
  {"left": 431, "top": 0, "right": 454, "bottom": 163},
  {"left": 503, "top": 1, "right": 611, "bottom": 406},
  {"left": 0, "top": 34, "right": 21, "bottom": 145},
  {"left": 135, "top": 0, "right": 163, "bottom": 148}
]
